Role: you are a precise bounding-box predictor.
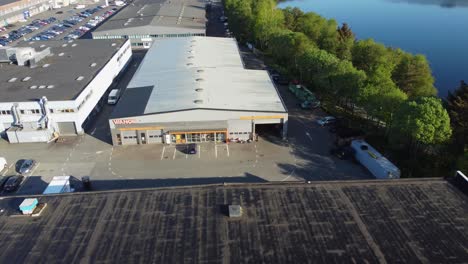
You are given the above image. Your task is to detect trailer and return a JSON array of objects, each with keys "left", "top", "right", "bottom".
[
  {"left": 43, "top": 176, "right": 74, "bottom": 194},
  {"left": 351, "top": 140, "right": 400, "bottom": 179}
]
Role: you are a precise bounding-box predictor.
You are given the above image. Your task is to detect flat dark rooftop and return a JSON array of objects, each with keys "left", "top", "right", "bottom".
[
  {"left": 0, "top": 39, "right": 126, "bottom": 102},
  {"left": 0, "top": 179, "right": 467, "bottom": 263},
  {"left": 93, "top": 0, "right": 206, "bottom": 35}
]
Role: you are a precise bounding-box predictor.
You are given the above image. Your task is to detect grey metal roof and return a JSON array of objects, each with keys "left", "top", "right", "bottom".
[
  {"left": 93, "top": 0, "right": 206, "bottom": 36},
  {"left": 0, "top": 179, "right": 466, "bottom": 263},
  {"left": 0, "top": 39, "right": 127, "bottom": 102},
  {"left": 112, "top": 37, "right": 286, "bottom": 118}
]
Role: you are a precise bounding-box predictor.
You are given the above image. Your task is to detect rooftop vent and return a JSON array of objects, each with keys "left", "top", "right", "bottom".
[
  {"left": 186, "top": 63, "right": 193, "bottom": 66},
  {"left": 22, "top": 77, "right": 31, "bottom": 82},
  {"left": 195, "top": 88, "right": 204, "bottom": 92},
  {"left": 46, "top": 85, "right": 55, "bottom": 89},
  {"left": 197, "top": 69, "right": 204, "bottom": 73},
  {"left": 195, "top": 78, "right": 204, "bottom": 82},
  {"left": 188, "top": 50, "right": 194, "bottom": 53},
  {"left": 111, "top": 43, "right": 117, "bottom": 46},
  {"left": 194, "top": 99, "right": 203, "bottom": 104},
  {"left": 72, "top": 43, "right": 77, "bottom": 47},
  {"left": 43, "top": 64, "right": 50, "bottom": 68},
  {"left": 29, "top": 85, "right": 38, "bottom": 89},
  {"left": 58, "top": 52, "right": 64, "bottom": 56},
  {"left": 62, "top": 44, "right": 68, "bottom": 47},
  {"left": 38, "top": 85, "right": 46, "bottom": 89},
  {"left": 76, "top": 76, "right": 84, "bottom": 81},
  {"left": 191, "top": 40, "right": 196, "bottom": 43},
  {"left": 228, "top": 205, "right": 243, "bottom": 218},
  {"left": 188, "top": 56, "right": 194, "bottom": 59},
  {"left": 68, "top": 40, "right": 73, "bottom": 43},
  {"left": 90, "top": 63, "right": 97, "bottom": 67},
  {"left": 8, "top": 78, "right": 17, "bottom": 83}
]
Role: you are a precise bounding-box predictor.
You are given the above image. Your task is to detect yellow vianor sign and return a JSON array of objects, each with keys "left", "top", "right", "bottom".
[{"left": 240, "top": 115, "right": 285, "bottom": 120}]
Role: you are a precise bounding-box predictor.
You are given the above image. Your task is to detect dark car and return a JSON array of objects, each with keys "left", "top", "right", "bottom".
[
  {"left": 3, "top": 175, "right": 24, "bottom": 192},
  {"left": 17, "top": 159, "right": 36, "bottom": 174},
  {"left": 188, "top": 145, "right": 197, "bottom": 154},
  {"left": 331, "top": 147, "right": 355, "bottom": 160},
  {"left": 0, "top": 176, "right": 12, "bottom": 191}
]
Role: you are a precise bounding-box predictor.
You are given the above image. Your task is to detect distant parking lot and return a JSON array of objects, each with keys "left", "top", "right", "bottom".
[{"left": 0, "top": 3, "right": 121, "bottom": 47}]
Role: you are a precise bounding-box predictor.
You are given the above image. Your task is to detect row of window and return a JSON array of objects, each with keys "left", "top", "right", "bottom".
[
  {"left": 95, "top": 33, "right": 206, "bottom": 40},
  {"left": 0, "top": 108, "right": 76, "bottom": 115},
  {"left": 149, "top": 135, "right": 162, "bottom": 138},
  {"left": 123, "top": 136, "right": 137, "bottom": 139},
  {"left": 116, "top": 45, "right": 130, "bottom": 62},
  {"left": 229, "top": 132, "right": 250, "bottom": 135}
]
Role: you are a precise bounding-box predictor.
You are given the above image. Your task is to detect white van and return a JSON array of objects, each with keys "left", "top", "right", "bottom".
[
  {"left": 107, "top": 89, "right": 120, "bottom": 105},
  {"left": 0, "top": 157, "right": 7, "bottom": 174}
]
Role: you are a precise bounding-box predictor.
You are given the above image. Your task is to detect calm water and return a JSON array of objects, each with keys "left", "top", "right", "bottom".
[{"left": 278, "top": 0, "right": 468, "bottom": 97}]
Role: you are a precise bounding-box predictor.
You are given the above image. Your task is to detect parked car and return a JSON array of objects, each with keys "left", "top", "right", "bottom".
[
  {"left": 317, "top": 116, "right": 336, "bottom": 126},
  {"left": 330, "top": 146, "right": 355, "bottom": 160},
  {"left": 3, "top": 175, "right": 24, "bottom": 192},
  {"left": 17, "top": 159, "right": 36, "bottom": 174},
  {"left": 0, "top": 176, "right": 11, "bottom": 191}
]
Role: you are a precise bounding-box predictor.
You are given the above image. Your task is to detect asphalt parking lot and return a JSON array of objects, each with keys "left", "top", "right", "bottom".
[
  {"left": 1, "top": 1, "right": 121, "bottom": 46},
  {"left": 0, "top": 13, "right": 371, "bottom": 195}
]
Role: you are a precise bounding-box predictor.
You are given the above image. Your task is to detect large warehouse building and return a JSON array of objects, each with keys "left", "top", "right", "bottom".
[
  {"left": 0, "top": 39, "right": 132, "bottom": 143},
  {"left": 92, "top": 0, "right": 206, "bottom": 48},
  {"left": 109, "top": 37, "right": 288, "bottom": 146}
]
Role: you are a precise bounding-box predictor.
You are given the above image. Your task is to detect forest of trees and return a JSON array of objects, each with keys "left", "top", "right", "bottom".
[{"left": 223, "top": 0, "right": 467, "bottom": 177}]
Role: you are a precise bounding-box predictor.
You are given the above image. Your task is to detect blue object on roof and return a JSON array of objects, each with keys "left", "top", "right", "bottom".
[{"left": 19, "top": 198, "right": 38, "bottom": 214}]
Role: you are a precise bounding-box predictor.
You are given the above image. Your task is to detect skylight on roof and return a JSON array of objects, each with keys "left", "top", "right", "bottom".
[
  {"left": 46, "top": 85, "right": 55, "bottom": 89},
  {"left": 76, "top": 76, "right": 84, "bottom": 81},
  {"left": 8, "top": 78, "right": 17, "bottom": 83},
  {"left": 90, "top": 63, "right": 97, "bottom": 67},
  {"left": 38, "top": 85, "right": 46, "bottom": 89},
  {"left": 29, "top": 85, "right": 37, "bottom": 89},
  {"left": 43, "top": 64, "right": 50, "bottom": 68},
  {"left": 22, "top": 77, "right": 31, "bottom": 82},
  {"left": 72, "top": 43, "right": 77, "bottom": 47},
  {"left": 62, "top": 44, "right": 68, "bottom": 47},
  {"left": 58, "top": 53, "right": 65, "bottom": 56}
]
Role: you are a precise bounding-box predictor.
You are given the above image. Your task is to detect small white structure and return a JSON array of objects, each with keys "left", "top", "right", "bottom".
[
  {"left": 43, "top": 176, "right": 73, "bottom": 194},
  {"left": 19, "top": 198, "right": 38, "bottom": 215},
  {"left": 351, "top": 140, "right": 400, "bottom": 179}
]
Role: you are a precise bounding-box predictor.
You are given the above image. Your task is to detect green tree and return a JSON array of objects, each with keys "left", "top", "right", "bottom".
[
  {"left": 392, "top": 53, "right": 436, "bottom": 97},
  {"left": 282, "top": 7, "right": 304, "bottom": 31},
  {"left": 268, "top": 30, "right": 311, "bottom": 74},
  {"left": 336, "top": 23, "right": 355, "bottom": 61},
  {"left": 392, "top": 97, "right": 452, "bottom": 145},
  {"left": 446, "top": 81, "right": 468, "bottom": 156},
  {"left": 224, "top": 0, "right": 254, "bottom": 41},
  {"left": 251, "top": 0, "right": 284, "bottom": 49}
]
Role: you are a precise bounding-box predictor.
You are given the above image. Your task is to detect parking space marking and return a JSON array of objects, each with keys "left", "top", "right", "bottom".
[
  {"left": 29, "top": 162, "right": 40, "bottom": 176},
  {"left": 198, "top": 145, "right": 201, "bottom": 158},
  {"left": 2, "top": 163, "right": 13, "bottom": 176},
  {"left": 173, "top": 147, "right": 177, "bottom": 160},
  {"left": 161, "top": 146, "right": 166, "bottom": 160},
  {"left": 186, "top": 145, "right": 188, "bottom": 159},
  {"left": 16, "top": 176, "right": 29, "bottom": 193},
  {"left": 215, "top": 144, "right": 218, "bottom": 158}
]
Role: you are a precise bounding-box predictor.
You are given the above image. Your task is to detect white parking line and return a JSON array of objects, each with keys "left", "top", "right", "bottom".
[
  {"left": 29, "top": 162, "right": 40, "bottom": 176},
  {"left": 185, "top": 145, "right": 188, "bottom": 159},
  {"left": 198, "top": 145, "right": 201, "bottom": 158},
  {"left": 226, "top": 144, "right": 230, "bottom": 157},
  {"left": 215, "top": 144, "right": 218, "bottom": 158},
  {"left": 161, "top": 146, "right": 166, "bottom": 160},
  {"left": 173, "top": 147, "right": 177, "bottom": 160},
  {"left": 2, "top": 163, "right": 13, "bottom": 176}
]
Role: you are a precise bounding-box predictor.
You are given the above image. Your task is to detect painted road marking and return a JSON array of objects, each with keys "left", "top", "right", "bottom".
[
  {"left": 29, "top": 162, "right": 40, "bottom": 176},
  {"left": 305, "top": 132, "right": 313, "bottom": 142},
  {"left": 226, "top": 144, "right": 230, "bottom": 157},
  {"left": 2, "top": 163, "right": 14, "bottom": 176},
  {"left": 161, "top": 146, "right": 166, "bottom": 160},
  {"left": 215, "top": 144, "right": 218, "bottom": 158},
  {"left": 173, "top": 147, "right": 177, "bottom": 160},
  {"left": 198, "top": 145, "right": 201, "bottom": 158}
]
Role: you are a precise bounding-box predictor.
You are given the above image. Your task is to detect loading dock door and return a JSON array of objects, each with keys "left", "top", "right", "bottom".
[
  {"left": 121, "top": 130, "right": 138, "bottom": 145},
  {"left": 147, "top": 130, "right": 162, "bottom": 144},
  {"left": 57, "top": 122, "right": 77, "bottom": 135}
]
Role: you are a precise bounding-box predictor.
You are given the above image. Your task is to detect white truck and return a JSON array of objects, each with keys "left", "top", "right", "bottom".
[
  {"left": 351, "top": 140, "right": 400, "bottom": 179},
  {"left": 107, "top": 89, "right": 120, "bottom": 105},
  {"left": 43, "top": 176, "right": 74, "bottom": 194}
]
